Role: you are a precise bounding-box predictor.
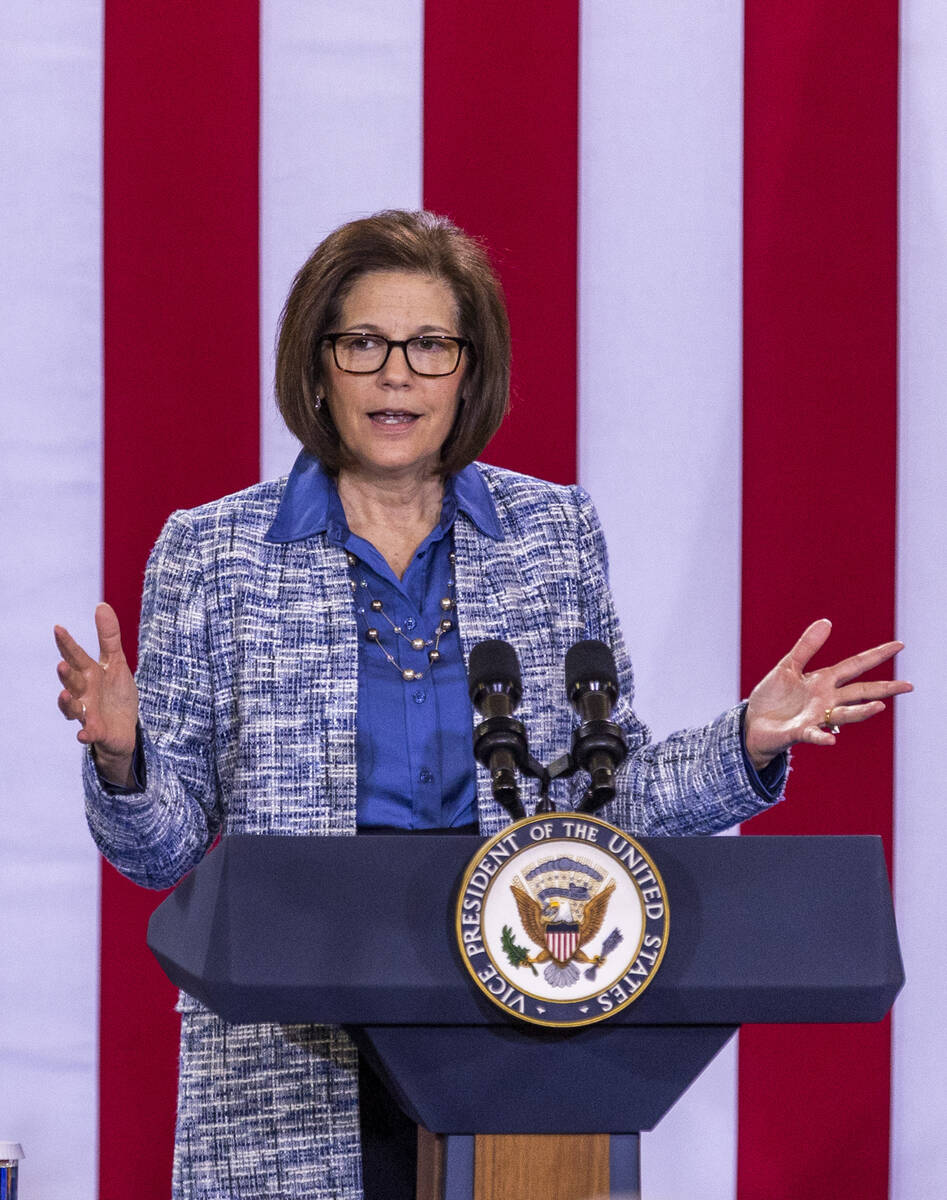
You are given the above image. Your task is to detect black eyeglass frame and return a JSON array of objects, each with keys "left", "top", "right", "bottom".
[{"left": 321, "top": 332, "right": 472, "bottom": 377}]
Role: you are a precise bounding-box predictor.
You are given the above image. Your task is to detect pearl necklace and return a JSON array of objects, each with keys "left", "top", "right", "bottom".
[{"left": 347, "top": 549, "right": 456, "bottom": 682}]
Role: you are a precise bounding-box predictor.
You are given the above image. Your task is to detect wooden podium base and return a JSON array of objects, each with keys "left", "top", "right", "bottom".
[{"left": 418, "top": 1130, "right": 639, "bottom": 1200}]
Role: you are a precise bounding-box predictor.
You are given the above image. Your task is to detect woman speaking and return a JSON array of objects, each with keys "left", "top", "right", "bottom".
[{"left": 54, "top": 210, "right": 910, "bottom": 1200}]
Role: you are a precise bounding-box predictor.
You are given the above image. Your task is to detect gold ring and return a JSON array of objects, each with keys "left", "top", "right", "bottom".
[{"left": 824, "top": 707, "right": 840, "bottom": 735}]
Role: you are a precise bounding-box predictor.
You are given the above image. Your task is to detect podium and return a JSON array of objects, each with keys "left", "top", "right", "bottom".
[{"left": 148, "top": 833, "right": 903, "bottom": 1199}]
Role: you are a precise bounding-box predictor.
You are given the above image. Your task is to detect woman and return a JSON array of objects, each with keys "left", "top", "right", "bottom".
[{"left": 54, "top": 210, "right": 910, "bottom": 1199}]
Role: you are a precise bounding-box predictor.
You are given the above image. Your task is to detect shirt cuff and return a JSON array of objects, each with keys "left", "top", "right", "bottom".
[
  {"left": 739, "top": 706, "right": 787, "bottom": 802},
  {"left": 94, "top": 724, "right": 147, "bottom": 795}
]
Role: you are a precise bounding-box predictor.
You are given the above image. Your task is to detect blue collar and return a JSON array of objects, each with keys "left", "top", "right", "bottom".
[{"left": 264, "top": 451, "right": 504, "bottom": 544}]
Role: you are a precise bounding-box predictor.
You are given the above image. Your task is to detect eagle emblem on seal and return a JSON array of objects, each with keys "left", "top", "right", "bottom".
[{"left": 508, "top": 855, "right": 618, "bottom": 987}]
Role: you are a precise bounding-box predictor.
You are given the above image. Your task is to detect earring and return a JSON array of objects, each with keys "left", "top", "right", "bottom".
[{"left": 314, "top": 391, "right": 323, "bottom": 411}]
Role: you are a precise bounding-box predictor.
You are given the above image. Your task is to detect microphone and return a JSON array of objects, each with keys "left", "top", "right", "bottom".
[
  {"left": 468, "top": 639, "right": 528, "bottom": 821},
  {"left": 565, "top": 640, "right": 628, "bottom": 813}
]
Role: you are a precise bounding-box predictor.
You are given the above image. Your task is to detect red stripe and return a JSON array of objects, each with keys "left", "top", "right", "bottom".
[
  {"left": 423, "top": 0, "right": 579, "bottom": 485},
  {"left": 740, "top": 2, "right": 898, "bottom": 1196},
  {"left": 102, "top": 2, "right": 260, "bottom": 1194}
]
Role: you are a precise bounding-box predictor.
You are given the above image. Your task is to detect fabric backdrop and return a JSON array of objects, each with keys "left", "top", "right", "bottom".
[{"left": 1, "top": 1, "right": 944, "bottom": 1197}]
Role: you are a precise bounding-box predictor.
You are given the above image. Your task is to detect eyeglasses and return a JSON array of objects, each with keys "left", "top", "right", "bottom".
[{"left": 323, "top": 332, "right": 470, "bottom": 377}]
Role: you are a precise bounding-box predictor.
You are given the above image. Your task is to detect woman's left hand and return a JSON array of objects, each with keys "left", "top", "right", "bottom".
[{"left": 744, "top": 618, "right": 913, "bottom": 771}]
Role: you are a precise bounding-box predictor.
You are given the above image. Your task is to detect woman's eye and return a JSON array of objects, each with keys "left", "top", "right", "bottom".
[
  {"left": 413, "top": 337, "right": 447, "bottom": 354},
  {"left": 346, "top": 335, "right": 380, "bottom": 351}
]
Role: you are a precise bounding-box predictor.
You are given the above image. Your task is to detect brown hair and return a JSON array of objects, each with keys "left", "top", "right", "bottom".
[{"left": 275, "top": 210, "right": 511, "bottom": 476}]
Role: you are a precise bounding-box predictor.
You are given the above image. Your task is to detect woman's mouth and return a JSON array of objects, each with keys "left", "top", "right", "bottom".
[{"left": 369, "top": 410, "right": 418, "bottom": 425}]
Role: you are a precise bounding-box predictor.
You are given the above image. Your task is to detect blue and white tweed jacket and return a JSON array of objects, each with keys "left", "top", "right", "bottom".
[{"left": 83, "top": 462, "right": 782, "bottom": 1199}]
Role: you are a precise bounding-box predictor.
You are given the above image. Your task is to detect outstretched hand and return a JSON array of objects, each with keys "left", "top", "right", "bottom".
[
  {"left": 55, "top": 602, "right": 139, "bottom": 786},
  {"left": 744, "top": 619, "right": 912, "bottom": 771}
]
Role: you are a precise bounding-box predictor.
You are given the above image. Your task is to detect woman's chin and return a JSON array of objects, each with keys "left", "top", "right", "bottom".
[{"left": 342, "top": 443, "right": 442, "bottom": 484}]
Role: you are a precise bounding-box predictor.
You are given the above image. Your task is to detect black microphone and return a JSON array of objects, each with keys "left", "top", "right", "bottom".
[
  {"left": 565, "top": 640, "right": 628, "bottom": 813},
  {"left": 468, "top": 639, "right": 527, "bottom": 820}
]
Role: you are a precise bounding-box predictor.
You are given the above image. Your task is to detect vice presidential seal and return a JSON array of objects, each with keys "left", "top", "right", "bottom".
[{"left": 456, "top": 813, "right": 669, "bottom": 1027}]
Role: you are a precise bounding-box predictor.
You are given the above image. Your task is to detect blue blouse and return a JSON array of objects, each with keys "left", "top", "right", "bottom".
[{"left": 266, "top": 453, "right": 504, "bottom": 829}]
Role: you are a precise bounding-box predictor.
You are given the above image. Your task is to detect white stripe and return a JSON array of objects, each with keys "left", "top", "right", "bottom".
[
  {"left": 579, "top": 2, "right": 743, "bottom": 1195},
  {"left": 260, "top": 0, "right": 425, "bottom": 482},
  {"left": 0, "top": 2, "right": 103, "bottom": 1194},
  {"left": 892, "top": 1, "right": 947, "bottom": 1193}
]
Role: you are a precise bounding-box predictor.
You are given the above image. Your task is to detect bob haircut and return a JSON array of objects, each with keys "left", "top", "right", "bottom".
[{"left": 275, "top": 210, "right": 511, "bottom": 477}]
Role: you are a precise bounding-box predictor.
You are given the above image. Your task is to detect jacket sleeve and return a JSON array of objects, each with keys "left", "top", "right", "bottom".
[
  {"left": 83, "top": 510, "right": 223, "bottom": 889},
  {"left": 571, "top": 485, "right": 787, "bottom": 835}
]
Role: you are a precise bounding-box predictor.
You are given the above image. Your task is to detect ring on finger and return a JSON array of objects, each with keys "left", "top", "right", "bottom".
[
  {"left": 80, "top": 702, "right": 87, "bottom": 725},
  {"left": 824, "top": 707, "right": 841, "bottom": 736}
]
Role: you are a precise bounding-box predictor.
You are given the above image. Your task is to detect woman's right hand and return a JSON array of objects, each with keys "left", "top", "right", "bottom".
[{"left": 55, "top": 602, "right": 140, "bottom": 787}]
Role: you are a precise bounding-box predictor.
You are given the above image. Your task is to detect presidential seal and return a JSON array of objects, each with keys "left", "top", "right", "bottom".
[{"left": 455, "top": 813, "right": 669, "bottom": 1027}]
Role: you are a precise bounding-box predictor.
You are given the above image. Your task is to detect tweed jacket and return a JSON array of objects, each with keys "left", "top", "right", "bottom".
[{"left": 83, "top": 462, "right": 783, "bottom": 1199}]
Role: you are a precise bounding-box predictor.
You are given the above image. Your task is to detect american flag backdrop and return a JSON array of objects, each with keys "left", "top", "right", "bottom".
[{"left": 1, "top": 2, "right": 945, "bottom": 1197}]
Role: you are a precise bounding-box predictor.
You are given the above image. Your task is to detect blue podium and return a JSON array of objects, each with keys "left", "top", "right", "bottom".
[{"left": 148, "top": 834, "right": 903, "bottom": 1199}]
